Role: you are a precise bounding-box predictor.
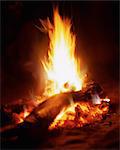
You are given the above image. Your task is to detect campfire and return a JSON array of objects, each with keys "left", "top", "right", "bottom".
[
  {"left": 41, "top": 7, "right": 83, "bottom": 97},
  {"left": 40, "top": 7, "right": 110, "bottom": 130},
  {"left": 1, "top": 6, "right": 110, "bottom": 140}
]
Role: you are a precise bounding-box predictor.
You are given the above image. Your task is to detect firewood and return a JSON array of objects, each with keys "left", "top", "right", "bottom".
[
  {"left": 24, "top": 81, "right": 103, "bottom": 125},
  {"left": 1, "top": 81, "right": 104, "bottom": 141},
  {"left": 72, "top": 81, "right": 103, "bottom": 102},
  {"left": 1, "top": 93, "right": 71, "bottom": 143}
]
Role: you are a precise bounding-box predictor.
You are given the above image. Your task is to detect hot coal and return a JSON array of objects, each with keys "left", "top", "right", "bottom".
[{"left": 1, "top": 81, "right": 107, "bottom": 141}]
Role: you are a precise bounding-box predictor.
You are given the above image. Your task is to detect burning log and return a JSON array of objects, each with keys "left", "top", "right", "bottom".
[
  {"left": 70, "top": 81, "right": 104, "bottom": 102},
  {"left": 1, "top": 93, "right": 71, "bottom": 143},
  {"left": 25, "top": 81, "right": 103, "bottom": 124},
  {"left": 1, "top": 81, "right": 107, "bottom": 141}
]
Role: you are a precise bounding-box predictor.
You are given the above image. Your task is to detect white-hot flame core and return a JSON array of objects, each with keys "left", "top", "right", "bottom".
[{"left": 42, "top": 7, "right": 83, "bottom": 96}]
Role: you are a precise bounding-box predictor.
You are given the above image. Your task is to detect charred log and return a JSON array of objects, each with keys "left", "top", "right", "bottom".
[{"left": 1, "top": 81, "right": 105, "bottom": 142}]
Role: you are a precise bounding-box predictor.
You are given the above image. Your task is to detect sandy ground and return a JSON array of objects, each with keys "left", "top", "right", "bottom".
[
  {"left": 1, "top": 112, "right": 119, "bottom": 150},
  {"left": 38, "top": 113, "right": 119, "bottom": 150}
]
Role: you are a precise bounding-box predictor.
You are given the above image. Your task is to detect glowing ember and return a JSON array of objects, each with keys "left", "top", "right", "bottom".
[
  {"left": 42, "top": 7, "right": 84, "bottom": 97},
  {"left": 15, "top": 107, "right": 31, "bottom": 124},
  {"left": 49, "top": 98, "right": 110, "bottom": 130}
]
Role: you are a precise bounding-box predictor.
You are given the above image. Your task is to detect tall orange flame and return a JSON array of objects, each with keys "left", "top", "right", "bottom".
[{"left": 42, "top": 7, "right": 84, "bottom": 97}]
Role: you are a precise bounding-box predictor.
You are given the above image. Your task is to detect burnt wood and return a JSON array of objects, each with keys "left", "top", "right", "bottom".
[{"left": 1, "top": 81, "right": 104, "bottom": 142}]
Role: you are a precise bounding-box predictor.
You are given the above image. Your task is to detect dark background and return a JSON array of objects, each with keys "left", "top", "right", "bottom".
[
  {"left": 1, "top": 1, "right": 119, "bottom": 105},
  {"left": 1, "top": 2, "right": 119, "bottom": 150}
]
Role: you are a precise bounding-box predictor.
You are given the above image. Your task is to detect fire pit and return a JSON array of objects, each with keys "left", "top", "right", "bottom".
[{"left": 1, "top": 2, "right": 119, "bottom": 150}]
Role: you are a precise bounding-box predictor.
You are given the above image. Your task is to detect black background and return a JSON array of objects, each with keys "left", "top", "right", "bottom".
[{"left": 1, "top": 1, "right": 119, "bottom": 104}]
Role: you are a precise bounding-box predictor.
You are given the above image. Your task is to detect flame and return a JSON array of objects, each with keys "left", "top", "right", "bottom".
[
  {"left": 49, "top": 98, "right": 110, "bottom": 130},
  {"left": 15, "top": 107, "right": 30, "bottom": 124},
  {"left": 42, "top": 7, "right": 84, "bottom": 97},
  {"left": 39, "top": 8, "right": 110, "bottom": 130},
  {"left": 11, "top": 8, "right": 110, "bottom": 129}
]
